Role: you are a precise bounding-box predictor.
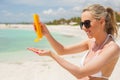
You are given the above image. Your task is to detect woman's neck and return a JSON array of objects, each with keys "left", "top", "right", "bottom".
[{"left": 95, "top": 32, "right": 108, "bottom": 49}]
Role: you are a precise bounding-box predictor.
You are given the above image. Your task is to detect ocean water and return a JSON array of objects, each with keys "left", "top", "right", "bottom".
[{"left": 0, "top": 29, "right": 82, "bottom": 63}]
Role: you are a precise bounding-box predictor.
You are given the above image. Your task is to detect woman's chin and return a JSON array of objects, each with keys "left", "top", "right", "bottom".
[{"left": 87, "top": 34, "right": 93, "bottom": 38}]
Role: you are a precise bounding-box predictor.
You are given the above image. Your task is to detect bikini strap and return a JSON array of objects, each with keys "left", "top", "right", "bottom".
[{"left": 99, "top": 34, "right": 114, "bottom": 49}]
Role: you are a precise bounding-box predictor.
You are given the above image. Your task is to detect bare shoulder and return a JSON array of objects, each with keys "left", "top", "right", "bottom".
[
  {"left": 103, "top": 41, "right": 120, "bottom": 58},
  {"left": 109, "top": 41, "right": 120, "bottom": 52}
]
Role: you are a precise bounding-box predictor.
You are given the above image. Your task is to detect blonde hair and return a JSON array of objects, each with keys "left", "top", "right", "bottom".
[{"left": 82, "top": 4, "right": 118, "bottom": 37}]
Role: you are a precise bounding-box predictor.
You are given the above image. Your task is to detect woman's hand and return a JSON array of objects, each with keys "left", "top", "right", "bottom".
[
  {"left": 27, "top": 48, "right": 51, "bottom": 56},
  {"left": 40, "top": 22, "right": 50, "bottom": 36},
  {"left": 33, "top": 22, "right": 50, "bottom": 36}
]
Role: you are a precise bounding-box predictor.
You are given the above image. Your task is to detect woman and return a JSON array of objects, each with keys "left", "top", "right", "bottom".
[{"left": 28, "top": 4, "right": 120, "bottom": 80}]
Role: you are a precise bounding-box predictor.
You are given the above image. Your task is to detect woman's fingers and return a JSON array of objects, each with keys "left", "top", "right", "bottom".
[
  {"left": 27, "top": 48, "right": 40, "bottom": 54},
  {"left": 27, "top": 48, "right": 51, "bottom": 56}
]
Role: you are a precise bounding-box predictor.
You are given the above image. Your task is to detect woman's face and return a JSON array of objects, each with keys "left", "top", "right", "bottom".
[{"left": 81, "top": 11, "right": 102, "bottom": 38}]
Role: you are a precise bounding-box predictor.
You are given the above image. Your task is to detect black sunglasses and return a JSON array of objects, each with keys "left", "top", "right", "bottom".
[{"left": 80, "top": 20, "right": 91, "bottom": 29}]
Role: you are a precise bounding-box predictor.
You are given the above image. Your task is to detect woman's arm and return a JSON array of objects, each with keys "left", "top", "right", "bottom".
[
  {"left": 46, "top": 33, "right": 89, "bottom": 55},
  {"left": 28, "top": 42, "right": 120, "bottom": 79},
  {"left": 41, "top": 23, "right": 89, "bottom": 55},
  {"left": 49, "top": 43, "right": 120, "bottom": 79}
]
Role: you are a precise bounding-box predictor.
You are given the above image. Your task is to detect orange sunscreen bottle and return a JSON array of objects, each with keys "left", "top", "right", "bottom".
[{"left": 33, "top": 14, "right": 43, "bottom": 42}]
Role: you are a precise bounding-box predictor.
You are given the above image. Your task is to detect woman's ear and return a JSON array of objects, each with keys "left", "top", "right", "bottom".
[
  {"left": 99, "top": 17, "right": 106, "bottom": 28},
  {"left": 100, "top": 17, "right": 105, "bottom": 24}
]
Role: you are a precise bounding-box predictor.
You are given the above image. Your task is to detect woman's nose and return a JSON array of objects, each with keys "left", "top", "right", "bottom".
[{"left": 81, "top": 25, "right": 86, "bottom": 30}]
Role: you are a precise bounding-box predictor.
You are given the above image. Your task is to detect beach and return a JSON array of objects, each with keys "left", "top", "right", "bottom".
[{"left": 0, "top": 24, "right": 120, "bottom": 80}]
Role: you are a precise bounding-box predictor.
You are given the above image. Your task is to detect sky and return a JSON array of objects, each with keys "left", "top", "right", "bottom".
[{"left": 0, "top": 0, "right": 120, "bottom": 23}]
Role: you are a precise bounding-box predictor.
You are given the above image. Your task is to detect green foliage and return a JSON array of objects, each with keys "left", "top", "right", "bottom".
[
  {"left": 46, "top": 17, "right": 81, "bottom": 25},
  {"left": 46, "top": 12, "right": 120, "bottom": 25},
  {"left": 115, "top": 12, "right": 120, "bottom": 22}
]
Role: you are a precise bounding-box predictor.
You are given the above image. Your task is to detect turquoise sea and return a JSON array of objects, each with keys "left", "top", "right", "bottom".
[{"left": 0, "top": 29, "right": 82, "bottom": 62}]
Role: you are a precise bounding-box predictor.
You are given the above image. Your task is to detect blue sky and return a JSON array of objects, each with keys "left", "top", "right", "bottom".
[{"left": 0, "top": 0, "right": 120, "bottom": 23}]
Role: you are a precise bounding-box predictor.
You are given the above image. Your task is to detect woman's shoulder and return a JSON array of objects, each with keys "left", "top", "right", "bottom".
[
  {"left": 112, "top": 41, "right": 120, "bottom": 54},
  {"left": 107, "top": 41, "right": 120, "bottom": 51},
  {"left": 104, "top": 41, "right": 120, "bottom": 56}
]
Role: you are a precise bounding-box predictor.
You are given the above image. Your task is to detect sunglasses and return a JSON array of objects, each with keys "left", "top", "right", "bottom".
[{"left": 80, "top": 20, "right": 91, "bottom": 29}]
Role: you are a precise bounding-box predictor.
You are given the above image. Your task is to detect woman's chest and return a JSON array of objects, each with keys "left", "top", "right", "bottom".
[{"left": 84, "top": 50, "right": 101, "bottom": 65}]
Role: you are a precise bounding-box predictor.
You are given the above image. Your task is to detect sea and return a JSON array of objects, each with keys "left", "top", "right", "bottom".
[{"left": 0, "top": 28, "right": 83, "bottom": 63}]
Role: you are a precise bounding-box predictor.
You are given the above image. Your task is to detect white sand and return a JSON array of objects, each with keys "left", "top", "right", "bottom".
[{"left": 0, "top": 24, "right": 120, "bottom": 80}]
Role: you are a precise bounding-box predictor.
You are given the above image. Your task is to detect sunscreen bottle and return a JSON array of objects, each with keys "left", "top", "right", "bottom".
[{"left": 33, "top": 14, "right": 43, "bottom": 42}]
